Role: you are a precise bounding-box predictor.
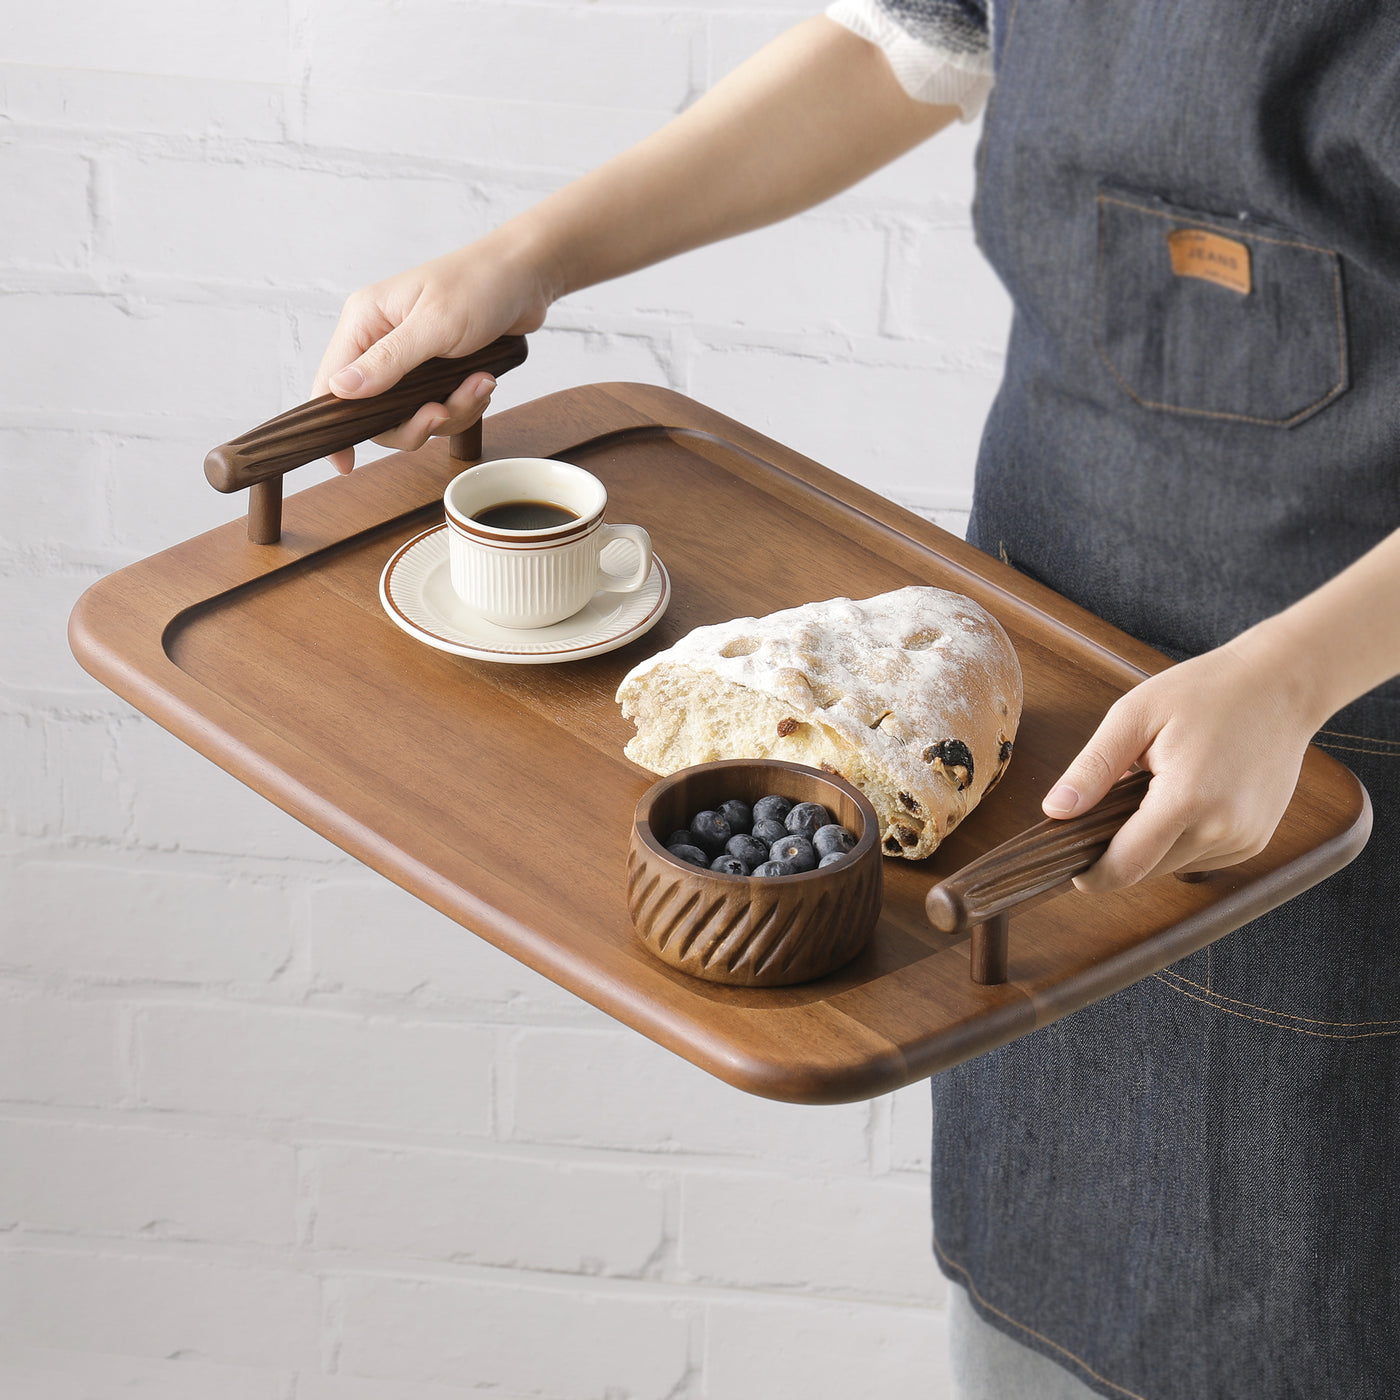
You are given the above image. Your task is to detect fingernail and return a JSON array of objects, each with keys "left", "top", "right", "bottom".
[
  {"left": 1044, "top": 783, "right": 1081, "bottom": 817},
  {"left": 475, "top": 376, "right": 496, "bottom": 400},
  {"left": 330, "top": 366, "right": 364, "bottom": 394}
]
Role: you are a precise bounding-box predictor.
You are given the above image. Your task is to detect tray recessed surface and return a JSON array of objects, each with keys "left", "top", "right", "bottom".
[{"left": 72, "top": 385, "right": 1369, "bottom": 1103}]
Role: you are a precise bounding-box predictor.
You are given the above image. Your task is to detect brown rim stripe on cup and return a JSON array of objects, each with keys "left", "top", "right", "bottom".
[
  {"left": 445, "top": 516, "right": 602, "bottom": 551},
  {"left": 444, "top": 508, "right": 601, "bottom": 547}
]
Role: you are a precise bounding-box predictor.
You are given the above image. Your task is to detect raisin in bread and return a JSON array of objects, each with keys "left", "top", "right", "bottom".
[{"left": 616, "top": 587, "right": 1022, "bottom": 860}]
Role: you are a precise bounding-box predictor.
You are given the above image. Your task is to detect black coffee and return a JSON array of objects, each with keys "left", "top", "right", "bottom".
[{"left": 471, "top": 499, "right": 579, "bottom": 531}]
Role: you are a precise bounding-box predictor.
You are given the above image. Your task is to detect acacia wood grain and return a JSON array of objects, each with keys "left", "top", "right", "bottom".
[
  {"left": 68, "top": 382, "right": 1372, "bottom": 1103},
  {"left": 927, "top": 770, "right": 1156, "bottom": 983},
  {"left": 204, "top": 337, "right": 529, "bottom": 492},
  {"left": 205, "top": 336, "right": 528, "bottom": 543}
]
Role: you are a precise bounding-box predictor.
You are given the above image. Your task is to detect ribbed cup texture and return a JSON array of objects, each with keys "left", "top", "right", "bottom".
[{"left": 449, "top": 527, "right": 600, "bottom": 628}]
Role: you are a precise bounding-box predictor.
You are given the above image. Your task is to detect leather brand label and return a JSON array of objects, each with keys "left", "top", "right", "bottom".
[{"left": 1167, "top": 228, "right": 1251, "bottom": 294}]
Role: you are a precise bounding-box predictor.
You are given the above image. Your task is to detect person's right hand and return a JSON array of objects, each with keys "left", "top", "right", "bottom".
[{"left": 312, "top": 235, "right": 553, "bottom": 473}]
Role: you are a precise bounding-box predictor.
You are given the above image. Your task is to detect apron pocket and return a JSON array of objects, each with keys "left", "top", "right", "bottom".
[{"left": 1094, "top": 187, "right": 1348, "bottom": 427}]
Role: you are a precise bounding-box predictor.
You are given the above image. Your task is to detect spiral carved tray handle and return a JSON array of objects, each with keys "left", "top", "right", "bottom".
[
  {"left": 204, "top": 334, "right": 529, "bottom": 544},
  {"left": 926, "top": 770, "right": 1155, "bottom": 984}
]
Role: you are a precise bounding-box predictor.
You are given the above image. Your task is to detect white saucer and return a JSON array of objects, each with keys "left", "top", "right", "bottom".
[{"left": 380, "top": 523, "right": 671, "bottom": 664}]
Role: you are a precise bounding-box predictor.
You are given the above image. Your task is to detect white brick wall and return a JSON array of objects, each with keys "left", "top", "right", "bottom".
[{"left": 2, "top": 2, "right": 1012, "bottom": 1396}]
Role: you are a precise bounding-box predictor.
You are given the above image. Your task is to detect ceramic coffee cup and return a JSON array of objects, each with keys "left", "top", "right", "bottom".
[{"left": 443, "top": 458, "right": 652, "bottom": 628}]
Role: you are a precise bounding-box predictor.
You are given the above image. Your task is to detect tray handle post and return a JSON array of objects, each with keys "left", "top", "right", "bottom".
[
  {"left": 969, "top": 910, "right": 1010, "bottom": 985},
  {"left": 204, "top": 335, "right": 529, "bottom": 544},
  {"left": 450, "top": 418, "right": 483, "bottom": 466},
  {"left": 926, "top": 770, "right": 1154, "bottom": 985}
]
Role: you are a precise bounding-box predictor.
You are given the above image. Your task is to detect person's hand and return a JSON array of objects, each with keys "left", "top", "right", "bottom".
[
  {"left": 312, "top": 235, "right": 552, "bottom": 473},
  {"left": 1041, "top": 640, "right": 1319, "bottom": 893}
]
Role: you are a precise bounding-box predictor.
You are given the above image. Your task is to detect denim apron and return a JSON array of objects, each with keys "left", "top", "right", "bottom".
[{"left": 931, "top": 3, "right": 1400, "bottom": 1396}]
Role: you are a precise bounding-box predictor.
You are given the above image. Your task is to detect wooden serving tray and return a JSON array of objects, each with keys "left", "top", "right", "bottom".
[{"left": 68, "top": 382, "right": 1370, "bottom": 1104}]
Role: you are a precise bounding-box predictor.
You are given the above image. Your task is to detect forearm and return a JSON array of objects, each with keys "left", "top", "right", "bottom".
[
  {"left": 504, "top": 15, "right": 958, "bottom": 301},
  {"left": 1226, "top": 525, "right": 1400, "bottom": 729},
  {"left": 313, "top": 14, "right": 957, "bottom": 462}
]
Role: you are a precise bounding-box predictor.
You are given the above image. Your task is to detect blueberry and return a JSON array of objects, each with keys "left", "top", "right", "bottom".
[
  {"left": 813, "top": 823, "right": 858, "bottom": 859},
  {"left": 770, "top": 834, "right": 817, "bottom": 872},
  {"left": 785, "top": 802, "right": 831, "bottom": 839},
  {"left": 726, "top": 833, "right": 770, "bottom": 869},
  {"left": 710, "top": 854, "right": 748, "bottom": 875},
  {"left": 668, "top": 843, "right": 710, "bottom": 868},
  {"left": 753, "top": 794, "right": 793, "bottom": 826},
  {"left": 752, "top": 817, "right": 789, "bottom": 847},
  {"left": 752, "top": 859, "right": 797, "bottom": 877},
  {"left": 665, "top": 829, "right": 695, "bottom": 850},
  {"left": 818, "top": 851, "right": 848, "bottom": 868},
  {"left": 717, "top": 799, "right": 752, "bottom": 835},
  {"left": 687, "top": 810, "right": 732, "bottom": 857}
]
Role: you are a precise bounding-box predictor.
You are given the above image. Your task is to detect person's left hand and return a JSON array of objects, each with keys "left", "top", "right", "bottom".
[{"left": 1041, "top": 641, "right": 1318, "bottom": 893}]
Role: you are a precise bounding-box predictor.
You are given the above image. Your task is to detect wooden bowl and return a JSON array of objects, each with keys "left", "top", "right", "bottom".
[{"left": 627, "top": 759, "right": 883, "bottom": 987}]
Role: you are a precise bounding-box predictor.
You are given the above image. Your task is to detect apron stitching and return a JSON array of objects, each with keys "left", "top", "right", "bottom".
[
  {"left": 934, "top": 1237, "right": 1153, "bottom": 1400},
  {"left": 1316, "top": 727, "right": 1400, "bottom": 747},
  {"left": 1092, "top": 374, "right": 1344, "bottom": 426},
  {"left": 1098, "top": 192, "right": 1341, "bottom": 256},
  {"left": 1314, "top": 739, "right": 1400, "bottom": 759},
  {"left": 1153, "top": 975, "right": 1400, "bottom": 1037},
  {"left": 1328, "top": 236, "right": 1348, "bottom": 404},
  {"left": 1156, "top": 969, "right": 1400, "bottom": 1026},
  {"left": 1092, "top": 194, "right": 1348, "bottom": 427}
]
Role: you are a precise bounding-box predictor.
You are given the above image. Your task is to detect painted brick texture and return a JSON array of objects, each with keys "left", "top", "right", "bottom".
[{"left": 3, "top": 2, "right": 1011, "bottom": 1396}]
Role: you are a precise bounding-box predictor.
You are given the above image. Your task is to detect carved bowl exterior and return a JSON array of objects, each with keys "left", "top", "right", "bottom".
[{"left": 627, "top": 759, "right": 883, "bottom": 987}]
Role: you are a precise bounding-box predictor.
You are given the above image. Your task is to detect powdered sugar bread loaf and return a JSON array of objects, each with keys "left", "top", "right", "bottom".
[{"left": 616, "top": 587, "right": 1023, "bottom": 860}]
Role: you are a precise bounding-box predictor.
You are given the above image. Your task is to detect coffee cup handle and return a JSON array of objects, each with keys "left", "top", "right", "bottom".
[{"left": 596, "top": 524, "right": 653, "bottom": 593}]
